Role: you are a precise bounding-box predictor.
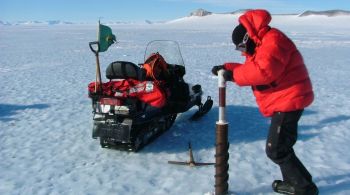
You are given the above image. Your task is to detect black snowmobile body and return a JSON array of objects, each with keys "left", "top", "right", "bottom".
[{"left": 88, "top": 40, "right": 212, "bottom": 151}]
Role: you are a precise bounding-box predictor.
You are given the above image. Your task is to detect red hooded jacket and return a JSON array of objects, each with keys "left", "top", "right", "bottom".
[{"left": 224, "top": 9, "right": 314, "bottom": 117}]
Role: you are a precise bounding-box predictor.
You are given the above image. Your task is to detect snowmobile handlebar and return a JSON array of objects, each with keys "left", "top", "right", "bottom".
[{"left": 89, "top": 41, "right": 100, "bottom": 55}]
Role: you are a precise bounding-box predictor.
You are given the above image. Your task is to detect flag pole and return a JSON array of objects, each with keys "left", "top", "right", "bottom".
[
  {"left": 88, "top": 22, "right": 102, "bottom": 94},
  {"left": 94, "top": 52, "right": 102, "bottom": 93},
  {"left": 215, "top": 69, "right": 230, "bottom": 195},
  {"left": 95, "top": 21, "right": 103, "bottom": 93}
]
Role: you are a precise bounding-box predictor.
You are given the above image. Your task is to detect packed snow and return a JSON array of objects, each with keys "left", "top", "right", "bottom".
[{"left": 1, "top": 14, "right": 350, "bottom": 195}]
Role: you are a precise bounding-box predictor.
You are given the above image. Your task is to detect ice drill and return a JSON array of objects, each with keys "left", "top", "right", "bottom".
[{"left": 215, "top": 69, "right": 230, "bottom": 195}]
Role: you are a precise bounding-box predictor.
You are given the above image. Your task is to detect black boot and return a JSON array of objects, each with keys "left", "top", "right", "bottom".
[
  {"left": 272, "top": 180, "right": 319, "bottom": 195},
  {"left": 272, "top": 180, "right": 295, "bottom": 194}
]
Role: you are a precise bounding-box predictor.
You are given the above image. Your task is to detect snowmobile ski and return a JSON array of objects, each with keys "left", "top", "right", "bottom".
[{"left": 190, "top": 96, "right": 213, "bottom": 121}]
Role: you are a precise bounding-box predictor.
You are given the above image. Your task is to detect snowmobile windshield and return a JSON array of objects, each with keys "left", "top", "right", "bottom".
[{"left": 144, "top": 40, "right": 185, "bottom": 66}]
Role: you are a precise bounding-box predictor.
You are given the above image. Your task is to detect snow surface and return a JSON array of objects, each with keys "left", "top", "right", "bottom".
[{"left": 1, "top": 14, "right": 350, "bottom": 195}]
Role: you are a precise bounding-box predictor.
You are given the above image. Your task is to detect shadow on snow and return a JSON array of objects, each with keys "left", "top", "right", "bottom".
[
  {"left": 143, "top": 105, "right": 349, "bottom": 153},
  {"left": 0, "top": 103, "right": 50, "bottom": 122},
  {"left": 143, "top": 105, "right": 267, "bottom": 153}
]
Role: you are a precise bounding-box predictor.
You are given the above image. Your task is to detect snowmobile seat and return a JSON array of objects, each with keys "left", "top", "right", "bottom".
[{"left": 106, "top": 61, "right": 146, "bottom": 81}]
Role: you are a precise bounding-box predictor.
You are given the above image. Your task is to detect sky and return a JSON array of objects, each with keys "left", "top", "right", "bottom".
[{"left": 1, "top": 0, "right": 350, "bottom": 22}]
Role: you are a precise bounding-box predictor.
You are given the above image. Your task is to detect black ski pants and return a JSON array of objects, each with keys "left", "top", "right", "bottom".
[{"left": 265, "top": 110, "right": 313, "bottom": 188}]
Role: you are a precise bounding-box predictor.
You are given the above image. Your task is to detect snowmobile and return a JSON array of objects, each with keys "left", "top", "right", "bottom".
[{"left": 88, "top": 40, "right": 213, "bottom": 151}]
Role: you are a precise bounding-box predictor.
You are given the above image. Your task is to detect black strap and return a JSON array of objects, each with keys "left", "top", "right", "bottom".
[{"left": 253, "top": 81, "right": 277, "bottom": 91}]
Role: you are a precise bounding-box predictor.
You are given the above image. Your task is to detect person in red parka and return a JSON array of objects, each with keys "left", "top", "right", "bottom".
[{"left": 212, "top": 9, "right": 318, "bottom": 195}]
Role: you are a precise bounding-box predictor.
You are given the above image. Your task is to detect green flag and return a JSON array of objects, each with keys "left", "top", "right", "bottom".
[{"left": 98, "top": 23, "right": 116, "bottom": 52}]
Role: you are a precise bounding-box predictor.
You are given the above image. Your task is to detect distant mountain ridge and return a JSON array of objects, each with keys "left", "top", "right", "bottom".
[
  {"left": 0, "top": 19, "right": 160, "bottom": 26},
  {"left": 0, "top": 20, "right": 74, "bottom": 26},
  {"left": 1, "top": 9, "right": 350, "bottom": 26},
  {"left": 0, "top": 20, "right": 11, "bottom": 26},
  {"left": 188, "top": 8, "right": 350, "bottom": 17},
  {"left": 190, "top": 8, "right": 212, "bottom": 16},
  {"left": 299, "top": 10, "right": 350, "bottom": 17}
]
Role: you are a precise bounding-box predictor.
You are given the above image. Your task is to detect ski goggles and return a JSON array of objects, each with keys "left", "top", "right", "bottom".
[{"left": 235, "top": 33, "right": 249, "bottom": 52}]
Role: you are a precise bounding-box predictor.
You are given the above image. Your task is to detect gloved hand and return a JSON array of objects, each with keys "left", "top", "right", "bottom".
[
  {"left": 211, "top": 65, "right": 225, "bottom": 76},
  {"left": 223, "top": 70, "right": 234, "bottom": 81}
]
